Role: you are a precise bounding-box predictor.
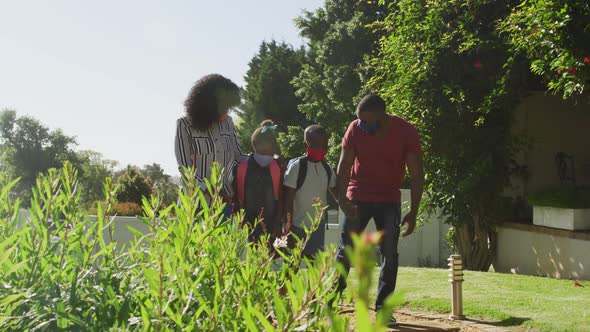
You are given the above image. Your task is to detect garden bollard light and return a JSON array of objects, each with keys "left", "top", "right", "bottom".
[{"left": 448, "top": 254, "right": 465, "bottom": 320}]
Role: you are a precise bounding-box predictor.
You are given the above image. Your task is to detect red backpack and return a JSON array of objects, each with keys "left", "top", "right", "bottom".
[{"left": 236, "top": 158, "right": 281, "bottom": 205}]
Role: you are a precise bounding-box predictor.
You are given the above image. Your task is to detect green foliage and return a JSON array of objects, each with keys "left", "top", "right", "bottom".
[
  {"left": 528, "top": 186, "right": 590, "bottom": 209},
  {"left": 0, "top": 162, "right": 399, "bottom": 330},
  {"left": 498, "top": 0, "right": 590, "bottom": 97},
  {"left": 77, "top": 150, "right": 118, "bottom": 207},
  {"left": 2, "top": 163, "right": 341, "bottom": 330},
  {"left": 367, "top": 0, "right": 590, "bottom": 270},
  {"left": 239, "top": 40, "right": 308, "bottom": 154},
  {"left": 277, "top": 126, "right": 306, "bottom": 158},
  {"left": 110, "top": 201, "right": 143, "bottom": 216},
  {"left": 293, "top": 0, "right": 391, "bottom": 164},
  {"left": 141, "top": 163, "right": 179, "bottom": 208},
  {"left": 369, "top": 0, "right": 533, "bottom": 270},
  {"left": 116, "top": 165, "right": 153, "bottom": 205},
  {"left": 0, "top": 109, "right": 79, "bottom": 204}
]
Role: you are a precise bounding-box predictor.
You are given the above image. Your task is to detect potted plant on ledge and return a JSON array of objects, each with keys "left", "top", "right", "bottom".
[{"left": 528, "top": 187, "right": 590, "bottom": 231}]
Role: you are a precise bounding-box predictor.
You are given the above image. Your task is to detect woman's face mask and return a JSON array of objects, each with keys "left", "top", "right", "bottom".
[{"left": 253, "top": 153, "right": 274, "bottom": 167}]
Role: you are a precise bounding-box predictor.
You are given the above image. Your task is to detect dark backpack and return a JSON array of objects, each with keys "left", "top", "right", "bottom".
[{"left": 295, "top": 156, "right": 333, "bottom": 191}]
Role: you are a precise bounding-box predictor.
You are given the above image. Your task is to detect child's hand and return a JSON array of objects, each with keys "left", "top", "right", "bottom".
[
  {"left": 283, "top": 221, "right": 292, "bottom": 236},
  {"left": 219, "top": 190, "right": 232, "bottom": 204},
  {"left": 272, "top": 228, "right": 281, "bottom": 239}
]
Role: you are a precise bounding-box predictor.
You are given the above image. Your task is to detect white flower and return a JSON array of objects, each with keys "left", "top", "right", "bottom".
[{"left": 273, "top": 235, "right": 288, "bottom": 249}]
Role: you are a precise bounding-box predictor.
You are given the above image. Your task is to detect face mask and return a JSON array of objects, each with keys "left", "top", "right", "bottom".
[
  {"left": 358, "top": 120, "right": 380, "bottom": 135},
  {"left": 253, "top": 153, "right": 274, "bottom": 167},
  {"left": 306, "top": 147, "right": 327, "bottom": 161}
]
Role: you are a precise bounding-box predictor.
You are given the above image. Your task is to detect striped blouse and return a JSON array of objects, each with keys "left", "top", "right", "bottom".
[{"left": 174, "top": 116, "right": 245, "bottom": 195}]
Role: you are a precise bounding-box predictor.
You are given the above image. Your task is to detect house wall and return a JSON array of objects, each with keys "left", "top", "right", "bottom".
[
  {"left": 494, "top": 223, "right": 590, "bottom": 280},
  {"left": 510, "top": 94, "right": 590, "bottom": 196}
]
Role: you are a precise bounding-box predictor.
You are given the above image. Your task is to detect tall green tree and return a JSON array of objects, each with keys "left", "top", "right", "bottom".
[
  {"left": 77, "top": 150, "right": 118, "bottom": 207},
  {"left": 0, "top": 110, "right": 79, "bottom": 202},
  {"left": 141, "top": 163, "right": 178, "bottom": 207},
  {"left": 116, "top": 165, "right": 153, "bottom": 205},
  {"left": 292, "top": 0, "right": 390, "bottom": 163},
  {"left": 238, "top": 40, "right": 308, "bottom": 154},
  {"left": 367, "top": 0, "right": 590, "bottom": 270}
]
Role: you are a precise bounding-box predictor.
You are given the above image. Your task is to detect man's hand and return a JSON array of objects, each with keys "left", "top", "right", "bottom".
[
  {"left": 340, "top": 198, "right": 358, "bottom": 219},
  {"left": 401, "top": 210, "right": 417, "bottom": 237}
]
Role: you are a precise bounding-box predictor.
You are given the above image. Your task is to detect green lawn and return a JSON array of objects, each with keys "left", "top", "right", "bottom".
[{"left": 348, "top": 267, "right": 588, "bottom": 332}]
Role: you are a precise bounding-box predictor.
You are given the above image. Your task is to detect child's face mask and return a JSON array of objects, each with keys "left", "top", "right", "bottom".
[
  {"left": 253, "top": 153, "right": 274, "bottom": 167},
  {"left": 306, "top": 147, "right": 327, "bottom": 161}
]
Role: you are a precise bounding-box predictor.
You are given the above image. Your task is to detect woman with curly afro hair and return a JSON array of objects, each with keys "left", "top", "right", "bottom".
[{"left": 174, "top": 74, "right": 245, "bottom": 212}]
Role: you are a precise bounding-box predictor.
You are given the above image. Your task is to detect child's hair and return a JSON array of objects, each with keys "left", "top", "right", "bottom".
[
  {"left": 304, "top": 124, "right": 328, "bottom": 142},
  {"left": 251, "top": 120, "right": 279, "bottom": 153}
]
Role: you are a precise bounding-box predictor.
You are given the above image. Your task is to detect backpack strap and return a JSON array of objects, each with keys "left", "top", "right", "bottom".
[
  {"left": 296, "top": 155, "right": 308, "bottom": 191},
  {"left": 296, "top": 156, "right": 333, "bottom": 191},
  {"left": 321, "top": 160, "right": 332, "bottom": 186},
  {"left": 236, "top": 159, "right": 249, "bottom": 205},
  {"left": 269, "top": 159, "right": 281, "bottom": 201}
]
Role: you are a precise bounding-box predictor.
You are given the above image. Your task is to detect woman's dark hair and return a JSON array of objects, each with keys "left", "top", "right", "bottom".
[{"left": 184, "top": 74, "right": 240, "bottom": 130}]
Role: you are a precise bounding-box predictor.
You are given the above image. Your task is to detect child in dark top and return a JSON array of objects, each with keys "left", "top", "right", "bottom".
[{"left": 233, "top": 120, "right": 283, "bottom": 242}]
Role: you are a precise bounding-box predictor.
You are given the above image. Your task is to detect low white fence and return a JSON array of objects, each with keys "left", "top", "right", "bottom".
[{"left": 16, "top": 189, "right": 451, "bottom": 268}]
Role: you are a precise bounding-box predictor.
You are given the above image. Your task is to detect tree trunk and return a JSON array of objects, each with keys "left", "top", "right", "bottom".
[{"left": 453, "top": 218, "right": 497, "bottom": 271}]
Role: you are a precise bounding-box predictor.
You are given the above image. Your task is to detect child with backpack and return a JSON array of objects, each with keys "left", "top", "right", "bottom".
[
  {"left": 233, "top": 120, "right": 283, "bottom": 242},
  {"left": 283, "top": 125, "right": 336, "bottom": 256}
]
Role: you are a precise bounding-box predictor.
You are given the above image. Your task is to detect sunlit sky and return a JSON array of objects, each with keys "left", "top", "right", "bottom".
[{"left": 0, "top": 0, "right": 323, "bottom": 175}]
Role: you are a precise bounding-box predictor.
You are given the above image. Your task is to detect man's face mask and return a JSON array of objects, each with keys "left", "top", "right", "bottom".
[{"left": 358, "top": 120, "right": 380, "bottom": 135}]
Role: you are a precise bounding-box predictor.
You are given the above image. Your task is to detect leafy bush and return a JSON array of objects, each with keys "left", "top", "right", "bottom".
[
  {"left": 0, "top": 162, "right": 398, "bottom": 331},
  {"left": 528, "top": 187, "right": 590, "bottom": 209},
  {"left": 116, "top": 165, "right": 152, "bottom": 205},
  {"left": 277, "top": 126, "right": 305, "bottom": 159},
  {"left": 111, "top": 201, "right": 143, "bottom": 216}
]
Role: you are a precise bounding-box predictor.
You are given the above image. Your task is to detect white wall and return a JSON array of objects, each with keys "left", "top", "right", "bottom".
[
  {"left": 509, "top": 93, "right": 590, "bottom": 197},
  {"left": 494, "top": 224, "right": 590, "bottom": 280},
  {"left": 18, "top": 190, "right": 452, "bottom": 268}
]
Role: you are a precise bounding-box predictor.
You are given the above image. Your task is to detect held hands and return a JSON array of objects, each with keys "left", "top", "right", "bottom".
[
  {"left": 340, "top": 198, "right": 358, "bottom": 219},
  {"left": 401, "top": 210, "right": 417, "bottom": 237}
]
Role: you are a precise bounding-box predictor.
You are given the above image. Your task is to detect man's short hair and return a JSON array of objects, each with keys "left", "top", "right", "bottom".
[{"left": 357, "top": 94, "right": 386, "bottom": 113}]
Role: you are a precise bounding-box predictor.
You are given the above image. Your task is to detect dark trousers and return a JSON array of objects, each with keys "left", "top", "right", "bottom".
[{"left": 335, "top": 202, "right": 401, "bottom": 309}]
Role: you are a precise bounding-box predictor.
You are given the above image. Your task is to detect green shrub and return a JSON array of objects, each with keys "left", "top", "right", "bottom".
[
  {"left": 0, "top": 162, "right": 395, "bottom": 331},
  {"left": 116, "top": 165, "right": 152, "bottom": 205},
  {"left": 111, "top": 201, "right": 143, "bottom": 216},
  {"left": 528, "top": 187, "right": 590, "bottom": 209}
]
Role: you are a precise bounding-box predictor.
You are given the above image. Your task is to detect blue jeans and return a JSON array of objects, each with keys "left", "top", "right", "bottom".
[{"left": 335, "top": 202, "right": 401, "bottom": 309}]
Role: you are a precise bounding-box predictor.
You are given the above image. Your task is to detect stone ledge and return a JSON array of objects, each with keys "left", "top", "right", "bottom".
[{"left": 500, "top": 221, "right": 590, "bottom": 241}]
